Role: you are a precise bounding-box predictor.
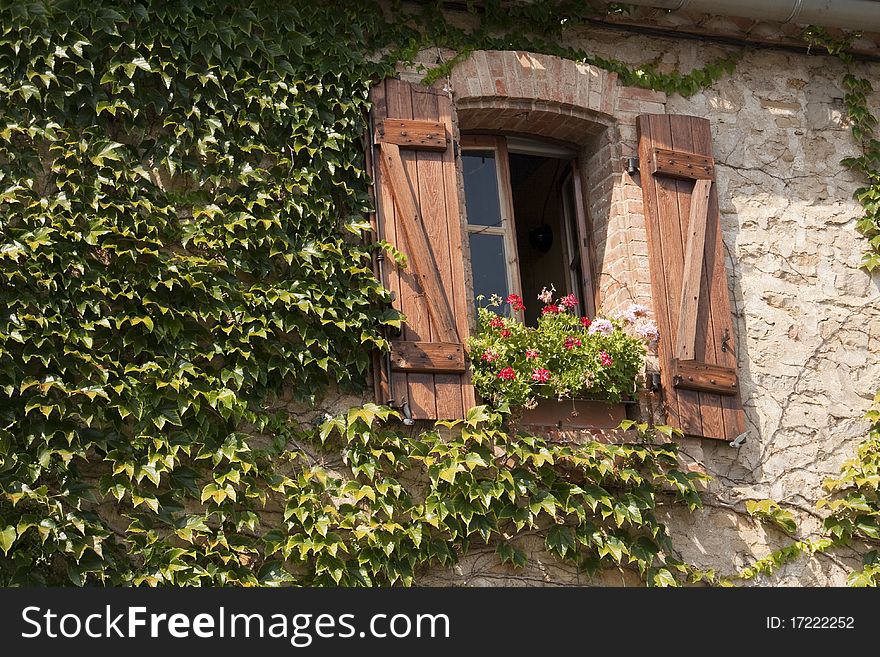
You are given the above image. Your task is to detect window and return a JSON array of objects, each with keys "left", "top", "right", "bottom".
[{"left": 461, "top": 135, "right": 594, "bottom": 323}]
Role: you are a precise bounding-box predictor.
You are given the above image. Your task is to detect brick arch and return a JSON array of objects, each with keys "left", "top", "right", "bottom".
[{"left": 450, "top": 50, "right": 619, "bottom": 144}]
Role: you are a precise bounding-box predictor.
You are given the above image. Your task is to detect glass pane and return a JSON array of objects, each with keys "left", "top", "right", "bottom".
[
  {"left": 469, "top": 233, "right": 509, "bottom": 309},
  {"left": 462, "top": 151, "right": 503, "bottom": 227}
]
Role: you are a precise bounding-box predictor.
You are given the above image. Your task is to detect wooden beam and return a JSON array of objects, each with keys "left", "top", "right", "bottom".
[
  {"left": 378, "top": 119, "right": 448, "bottom": 151},
  {"left": 378, "top": 142, "right": 460, "bottom": 344},
  {"left": 672, "top": 359, "right": 738, "bottom": 396},
  {"left": 652, "top": 148, "right": 714, "bottom": 180},
  {"left": 390, "top": 341, "right": 466, "bottom": 373},
  {"left": 675, "top": 178, "right": 712, "bottom": 361}
]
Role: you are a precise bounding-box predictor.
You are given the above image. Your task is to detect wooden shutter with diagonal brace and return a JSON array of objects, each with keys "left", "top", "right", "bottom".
[
  {"left": 369, "top": 78, "right": 474, "bottom": 420},
  {"left": 637, "top": 114, "right": 746, "bottom": 441}
]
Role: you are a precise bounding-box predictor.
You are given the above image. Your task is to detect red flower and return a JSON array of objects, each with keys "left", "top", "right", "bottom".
[
  {"left": 506, "top": 294, "right": 525, "bottom": 311},
  {"left": 500, "top": 329, "right": 511, "bottom": 338},
  {"left": 481, "top": 349, "right": 498, "bottom": 362},
  {"left": 560, "top": 294, "right": 577, "bottom": 309},
  {"left": 580, "top": 316, "right": 591, "bottom": 328},
  {"left": 497, "top": 366, "right": 516, "bottom": 380},
  {"left": 599, "top": 351, "right": 614, "bottom": 367},
  {"left": 531, "top": 367, "right": 551, "bottom": 383},
  {"left": 489, "top": 316, "right": 504, "bottom": 328},
  {"left": 541, "top": 304, "right": 560, "bottom": 315},
  {"left": 525, "top": 348, "right": 539, "bottom": 359},
  {"left": 564, "top": 336, "right": 582, "bottom": 350}
]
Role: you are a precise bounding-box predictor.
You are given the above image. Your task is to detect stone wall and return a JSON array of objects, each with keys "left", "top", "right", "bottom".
[{"left": 404, "top": 15, "right": 880, "bottom": 585}]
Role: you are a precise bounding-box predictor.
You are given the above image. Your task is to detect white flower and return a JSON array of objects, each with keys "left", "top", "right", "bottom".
[
  {"left": 587, "top": 318, "right": 613, "bottom": 336},
  {"left": 537, "top": 284, "right": 556, "bottom": 304}
]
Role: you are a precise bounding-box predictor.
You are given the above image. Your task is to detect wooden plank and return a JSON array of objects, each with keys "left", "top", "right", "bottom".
[
  {"left": 675, "top": 178, "right": 712, "bottom": 361},
  {"left": 391, "top": 80, "right": 435, "bottom": 420},
  {"left": 494, "top": 136, "right": 524, "bottom": 315},
  {"left": 668, "top": 115, "right": 719, "bottom": 439},
  {"left": 652, "top": 148, "right": 715, "bottom": 180},
  {"left": 411, "top": 84, "right": 462, "bottom": 419},
  {"left": 571, "top": 159, "right": 597, "bottom": 319},
  {"left": 379, "top": 118, "right": 448, "bottom": 151},
  {"left": 439, "top": 90, "right": 475, "bottom": 413},
  {"left": 690, "top": 118, "right": 745, "bottom": 439},
  {"left": 390, "top": 340, "right": 466, "bottom": 373},
  {"left": 672, "top": 359, "right": 738, "bottom": 395},
  {"left": 379, "top": 143, "right": 460, "bottom": 345}
]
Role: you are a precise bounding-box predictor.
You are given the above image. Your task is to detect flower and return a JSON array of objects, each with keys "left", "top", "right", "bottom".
[
  {"left": 599, "top": 351, "right": 614, "bottom": 367},
  {"left": 541, "top": 304, "right": 560, "bottom": 315},
  {"left": 506, "top": 294, "right": 525, "bottom": 311},
  {"left": 497, "top": 366, "right": 516, "bottom": 380},
  {"left": 634, "top": 319, "right": 660, "bottom": 345},
  {"left": 525, "top": 348, "right": 539, "bottom": 359},
  {"left": 489, "top": 315, "right": 504, "bottom": 328},
  {"left": 481, "top": 348, "right": 499, "bottom": 362},
  {"left": 531, "top": 367, "right": 551, "bottom": 383},
  {"left": 560, "top": 294, "right": 577, "bottom": 309},
  {"left": 564, "top": 336, "right": 582, "bottom": 350},
  {"left": 580, "top": 316, "right": 591, "bottom": 328},
  {"left": 621, "top": 303, "right": 650, "bottom": 323},
  {"left": 587, "top": 318, "right": 613, "bottom": 336},
  {"left": 537, "top": 285, "right": 556, "bottom": 304},
  {"left": 500, "top": 329, "right": 512, "bottom": 338}
]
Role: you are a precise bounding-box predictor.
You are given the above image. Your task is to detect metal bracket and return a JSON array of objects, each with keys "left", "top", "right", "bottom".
[
  {"left": 729, "top": 431, "right": 747, "bottom": 448},
  {"left": 626, "top": 156, "right": 639, "bottom": 175},
  {"left": 721, "top": 328, "right": 731, "bottom": 353}
]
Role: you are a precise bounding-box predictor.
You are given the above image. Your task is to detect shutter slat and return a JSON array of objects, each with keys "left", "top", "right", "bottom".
[
  {"left": 378, "top": 119, "right": 448, "bottom": 151},
  {"left": 675, "top": 178, "right": 712, "bottom": 361},
  {"left": 638, "top": 114, "right": 746, "bottom": 441}
]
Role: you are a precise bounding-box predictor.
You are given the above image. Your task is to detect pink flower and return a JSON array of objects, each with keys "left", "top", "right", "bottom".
[
  {"left": 525, "top": 348, "right": 539, "bottom": 359},
  {"left": 635, "top": 319, "right": 660, "bottom": 345},
  {"left": 564, "top": 336, "right": 582, "bottom": 350},
  {"left": 489, "top": 316, "right": 504, "bottom": 328},
  {"left": 506, "top": 294, "right": 525, "bottom": 311},
  {"left": 541, "top": 304, "right": 560, "bottom": 315},
  {"left": 481, "top": 348, "right": 498, "bottom": 363},
  {"left": 621, "top": 303, "right": 650, "bottom": 323},
  {"left": 588, "top": 318, "right": 613, "bottom": 336},
  {"left": 500, "top": 329, "right": 512, "bottom": 338},
  {"left": 497, "top": 366, "right": 516, "bottom": 380},
  {"left": 599, "top": 351, "right": 614, "bottom": 367},
  {"left": 537, "top": 286, "right": 554, "bottom": 304},
  {"left": 531, "top": 367, "right": 551, "bottom": 383},
  {"left": 580, "top": 316, "right": 591, "bottom": 328},
  {"left": 560, "top": 294, "right": 577, "bottom": 309}
]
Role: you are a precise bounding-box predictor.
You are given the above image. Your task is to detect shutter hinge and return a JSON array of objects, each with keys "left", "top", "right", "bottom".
[
  {"left": 721, "top": 328, "right": 730, "bottom": 352},
  {"left": 453, "top": 140, "right": 459, "bottom": 158}
]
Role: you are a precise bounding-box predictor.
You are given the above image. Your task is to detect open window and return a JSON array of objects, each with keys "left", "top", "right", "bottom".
[{"left": 460, "top": 135, "right": 596, "bottom": 323}]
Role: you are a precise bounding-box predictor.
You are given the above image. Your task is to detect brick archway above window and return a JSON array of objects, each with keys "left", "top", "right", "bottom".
[{"left": 450, "top": 50, "right": 621, "bottom": 144}]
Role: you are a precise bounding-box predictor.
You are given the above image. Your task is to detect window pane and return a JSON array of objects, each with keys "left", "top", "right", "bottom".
[
  {"left": 469, "top": 233, "right": 509, "bottom": 308},
  {"left": 462, "top": 151, "right": 503, "bottom": 227}
]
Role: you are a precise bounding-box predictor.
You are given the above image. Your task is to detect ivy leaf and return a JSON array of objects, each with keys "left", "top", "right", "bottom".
[{"left": 0, "top": 526, "right": 17, "bottom": 555}]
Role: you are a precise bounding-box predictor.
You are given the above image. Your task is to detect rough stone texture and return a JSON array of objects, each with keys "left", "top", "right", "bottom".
[{"left": 389, "top": 15, "right": 880, "bottom": 586}]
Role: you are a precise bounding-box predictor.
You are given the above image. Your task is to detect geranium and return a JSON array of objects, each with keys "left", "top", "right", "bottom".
[
  {"left": 599, "top": 351, "right": 614, "bottom": 367},
  {"left": 621, "top": 303, "right": 650, "bottom": 323},
  {"left": 560, "top": 294, "right": 577, "bottom": 309},
  {"left": 634, "top": 319, "right": 660, "bottom": 345},
  {"left": 489, "top": 315, "right": 504, "bottom": 328},
  {"left": 537, "top": 286, "right": 555, "bottom": 304},
  {"left": 500, "top": 329, "right": 512, "bottom": 338},
  {"left": 580, "top": 316, "right": 591, "bottom": 328},
  {"left": 531, "top": 368, "right": 551, "bottom": 382},
  {"left": 541, "top": 304, "right": 560, "bottom": 315},
  {"left": 588, "top": 318, "right": 613, "bottom": 335},
  {"left": 564, "top": 336, "right": 582, "bottom": 350},
  {"left": 497, "top": 366, "right": 516, "bottom": 380},
  {"left": 506, "top": 294, "right": 525, "bottom": 311},
  {"left": 481, "top": 348, "right": 498, "bottom": 362},
  {"left": 525, "top": 348, "right": 539, "bottom": 359}
]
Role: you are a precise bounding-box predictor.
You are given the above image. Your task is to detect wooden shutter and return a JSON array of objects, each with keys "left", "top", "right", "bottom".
[
  {"left": 637, "top": 114, "right": 746, "bottom": 441},
  {"left": 369, "top": 78, "right": 475, "bottom": 420}
]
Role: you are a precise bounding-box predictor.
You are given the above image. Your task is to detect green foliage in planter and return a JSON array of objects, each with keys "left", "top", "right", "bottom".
[{"left": 468, "top": 293, "right": 653, "bottom": 408}]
